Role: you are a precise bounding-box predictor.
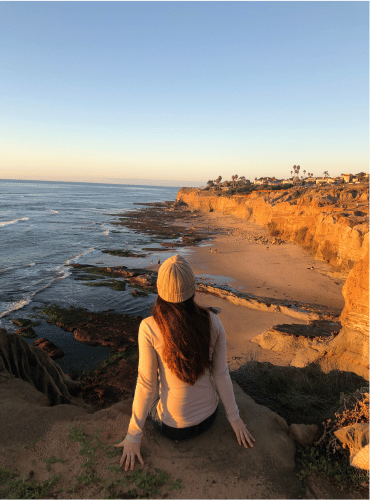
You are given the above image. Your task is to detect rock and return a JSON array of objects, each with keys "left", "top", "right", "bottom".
[
  {"left": 289, "top": 423, "right": 319, "bottom": 447},
  {"left": 0, "top": 328, "right": 80, "bottom": 406},
  {"left": 72, "top": 312, "right": 141, "bottom": 350},
  {"left": 14, "top": 327, "right": 37, "bottom": 339},
  {"left": 316, "top": 251, "right": 369, "bottom": 380},
  {"left": 33, "top": 338, "right": 64, "bottom": 359},
  {"left": 197, "top": 283, "right": 334, "bottom": 322},
  {"left": 128, "top": 274, "right": 156, "bottom": 290},
  {"left": 251, "top": 325, "right": 332, "bottom": 368},
  {"left": 0, "top": 379, "right": 305, "bottom": 499},
  {"left": 249, "top": 248, "right": 369, "bottom": 379},
  {"left": 334, "top": 423, "right": 369, "bottom": 470}
]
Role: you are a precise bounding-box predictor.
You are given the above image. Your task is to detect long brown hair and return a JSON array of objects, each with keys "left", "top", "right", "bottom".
[{"left": 152, "top": 295, "right": 211, "bottom": 385}]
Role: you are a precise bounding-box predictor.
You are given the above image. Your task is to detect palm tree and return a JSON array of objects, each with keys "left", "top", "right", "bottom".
[
  {"left": 290, "top": 170, "right": 293, "bottom": 178},
  {"left": 303, "top": 170, "right": 306, "bottom": 177},
  {"left": 292, "top": 165, "right": 300, "bottom": 183},
  {"left": 323, "top": 171, "right": 329, "bottom": 179},
  {"left": 214, "top": 175, "right": 222, "bottom": 190}
]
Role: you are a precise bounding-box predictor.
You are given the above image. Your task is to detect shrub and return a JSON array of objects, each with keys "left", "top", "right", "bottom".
[
  {"left": 267, "top": 221, "right": 280, "bottom": 238},
  {"left": 294, "top": 226, "right": 309, "bottom": 245},
  {"left": 321, "top": 240, "right": 337, "bottom": 265}
]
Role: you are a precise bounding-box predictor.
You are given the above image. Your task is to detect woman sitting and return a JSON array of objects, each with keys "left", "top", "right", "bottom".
[{"left": 115, "top": 255, "right": 255, "bottom": 470}]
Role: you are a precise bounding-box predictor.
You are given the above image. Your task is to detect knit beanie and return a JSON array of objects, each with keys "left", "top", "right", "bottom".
[{"left": 157, "top": 255, "right": 196, "bottom": 303}]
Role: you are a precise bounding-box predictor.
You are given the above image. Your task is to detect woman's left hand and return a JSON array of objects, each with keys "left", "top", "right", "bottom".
[
  {"left": 230, "top": 417, "right": 255, "bottom": 448},
  {"left": 114, "top": 437, "right": 144, "bottom": 471}
]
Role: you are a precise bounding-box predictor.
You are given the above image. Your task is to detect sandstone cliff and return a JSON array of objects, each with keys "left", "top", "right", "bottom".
[
  {"left": 177, "top": 185, "right": 369, "bottom": 271},
  {"left": 316, "top": 251, "right": 369, "bottom": 380},
  {"left": 178, "top": 184, "right": 369, "bottom": 379}
]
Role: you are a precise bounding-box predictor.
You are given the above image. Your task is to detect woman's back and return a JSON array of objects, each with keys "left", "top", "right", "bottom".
[{"left": 140, "top": 314, "right": 220, "bottom": 428}]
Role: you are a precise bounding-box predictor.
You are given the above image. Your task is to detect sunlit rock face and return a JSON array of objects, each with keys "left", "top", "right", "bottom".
[
  {"left": 178, "top": 186, "right": 369, "bottom": 379},
  {"left": 177, "top": 185, "right": 369, "bottom": 271},
  {"left": 317, "top": 251, "right": 369, "bottom": 380}
]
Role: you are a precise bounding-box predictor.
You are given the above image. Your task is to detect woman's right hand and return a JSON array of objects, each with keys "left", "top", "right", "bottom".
[{"left": 230, "top": 417, "right": 255, "bottom": 448}]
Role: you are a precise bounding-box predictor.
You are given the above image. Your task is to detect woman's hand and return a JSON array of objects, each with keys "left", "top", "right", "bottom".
[
  {"left": 114, "top": 437, "right": 144, "bottom": 471},
  {"left": 230, "top": 417, "right": 255, "bottom": 448}
]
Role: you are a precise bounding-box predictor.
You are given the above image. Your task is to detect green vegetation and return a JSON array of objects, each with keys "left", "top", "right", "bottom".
[
  {"left": 72, "top": 347, "right": 139, "bottom": 381},
  {"left": 44, "top": 456, "right": 67, "bottom": 472},
  {"left": 14, "top": 327, "right": 37, "bottom": 339},
  {"left": 0, "top": 466, "right": 61, "bottom": 499},
  {"left": 34, "top": 304, "right": 89, "bottom": 328},
  {"left": 1, "top": 424, "right": 185, "bottom": 499},
  {"left": 73, "top": 265, "right": 121, "bottom": 279},
  {"left": 83, "top": 279, "right": 127, "bottom": 291},
  {"left": 102, "top": 249, "right": 146, "bottom": 258},
  {"left": 296, "top": 445, "right": 369, "bottom": 491},
  {"left": 12, "top": 318, "right": 40, "bottom": 328}
]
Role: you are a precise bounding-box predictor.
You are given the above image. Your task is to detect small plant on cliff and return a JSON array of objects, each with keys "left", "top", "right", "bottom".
[
  {"left": 0, "top": 467, "right": 61, "bottom": 499},
  {"left": 267, "top": 221, "right": 281, "bottom": 238},
  {"left": 44, "top": 456, "right": 67, "bottom": 472},
  {"left": 315, "top": 389, "right": 369, "bottom": 455},
  {"left": 65, "top": 424, "right": 181, "bottom": 498},
  {"left": 296, "top": 388, "right": 369, "bottom": 492}
]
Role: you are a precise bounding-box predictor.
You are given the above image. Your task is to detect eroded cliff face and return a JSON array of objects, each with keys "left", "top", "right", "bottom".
[
  {"left": 177, "top": 185, "right": 369, "bottom": 271},
  {"left": 317, "top": 251, "right": 369, "bottom": 380},
  {"left": 178, "top": 184, "right": 369, "bottom": 379}
]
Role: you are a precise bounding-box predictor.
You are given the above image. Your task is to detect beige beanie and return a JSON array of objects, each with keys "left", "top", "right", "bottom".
[{"left": 157, "top": 255, "right": 196, "bottom": 303}]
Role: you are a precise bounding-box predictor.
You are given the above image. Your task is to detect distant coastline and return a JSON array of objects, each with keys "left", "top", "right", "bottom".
[{"left": 0, "top": 178, "right": 204, "bottom": 188}]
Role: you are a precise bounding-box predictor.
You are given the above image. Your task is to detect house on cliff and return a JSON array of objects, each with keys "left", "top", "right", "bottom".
[
  {"left": 316, "top": 177, "right": 339, "bottom": 185},
  {"left": 341, "top": 173, "right": 353, "bottom": 183}
]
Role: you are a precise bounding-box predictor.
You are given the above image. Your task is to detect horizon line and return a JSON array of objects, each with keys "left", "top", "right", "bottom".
[{"left": 0, "top": 178, "right": 205, "bottom": 188}]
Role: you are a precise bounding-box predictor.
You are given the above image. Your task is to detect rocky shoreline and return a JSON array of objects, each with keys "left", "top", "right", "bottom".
[
  {"left": 0, "top": 193, "right": 369, "bottom": 499},
  {"left": 2, "top": 194, "right": 368, "bottom": 408}
]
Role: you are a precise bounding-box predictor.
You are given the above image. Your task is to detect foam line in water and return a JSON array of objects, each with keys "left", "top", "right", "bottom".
[
  {"left": 0, "top": 294, "right": 33, "bottom": 318},
  {"left": 64, "top": 247, "right": 95, "bottom": 265},
  {"left": 0, "top": 217, "right": 29, "bottom": 227}
]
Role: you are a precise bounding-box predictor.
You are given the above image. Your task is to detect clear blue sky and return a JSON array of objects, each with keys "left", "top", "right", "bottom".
[{"left": 1, "top": 1, "right": 368, "bottom": 186}]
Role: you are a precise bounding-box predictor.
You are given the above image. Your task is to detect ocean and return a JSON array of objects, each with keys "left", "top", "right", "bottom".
[{"left": 0, "top": 179, "right": 182, "bottom": 373}]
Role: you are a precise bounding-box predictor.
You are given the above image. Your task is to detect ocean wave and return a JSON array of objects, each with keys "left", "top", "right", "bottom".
[
  {"left": 27, "top": 262, "right": 36, "bottom": 267},
  {"left": 0, "top": 266, "right": 13, "bottom": 273},
  {"left": 0, "top": 217, "right": 29, "bottom": 227},
  {"left": 46, "top": 209, "right": 59, "bottom": 214},
  {"left": 0, "top": 294, "right": 34, "bottom": 318},
  {"left": 64, "top": 247, "right": 95, "bottom": 265}
]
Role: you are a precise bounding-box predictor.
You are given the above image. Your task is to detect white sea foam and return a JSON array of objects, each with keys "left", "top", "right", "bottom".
[
  {"left": 0, "top": 295, "right": 33, "bottom": 318},
  {"left": 28, "top": 262, "right": 36, "bottom": 267},
  {"left": 103, "top": 229, "right": 110, "bottom": 236},
  {"left": 46, "top": 209, "right": 59, "bottom": 214},
  {"left": 64, "top": 247, "right": 95, "bottom": 265},
  {"left": 0, "top": 217, "right": 29, "bottom": 227}
]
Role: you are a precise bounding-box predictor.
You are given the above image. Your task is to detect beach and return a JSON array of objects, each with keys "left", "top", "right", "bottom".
[
  {"left": 1, "top": 194, "right": 368, "bottom": 500},
  {"left": 155, "top": 208, "right": 346, "bottom": 369}
]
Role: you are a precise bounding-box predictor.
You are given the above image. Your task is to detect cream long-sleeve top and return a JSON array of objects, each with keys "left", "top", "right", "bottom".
[{"left": 126, "top": 311, "right": 240, "bottom": 443}]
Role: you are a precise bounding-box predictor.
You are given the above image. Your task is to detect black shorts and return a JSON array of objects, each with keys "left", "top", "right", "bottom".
[{"left": 148, "top": 400, "right": 219, "bottom": 442}]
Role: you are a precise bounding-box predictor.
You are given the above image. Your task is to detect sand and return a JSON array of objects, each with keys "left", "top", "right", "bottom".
[{"left": 181, "top": 211, "right": 346, "bottom": 369}]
